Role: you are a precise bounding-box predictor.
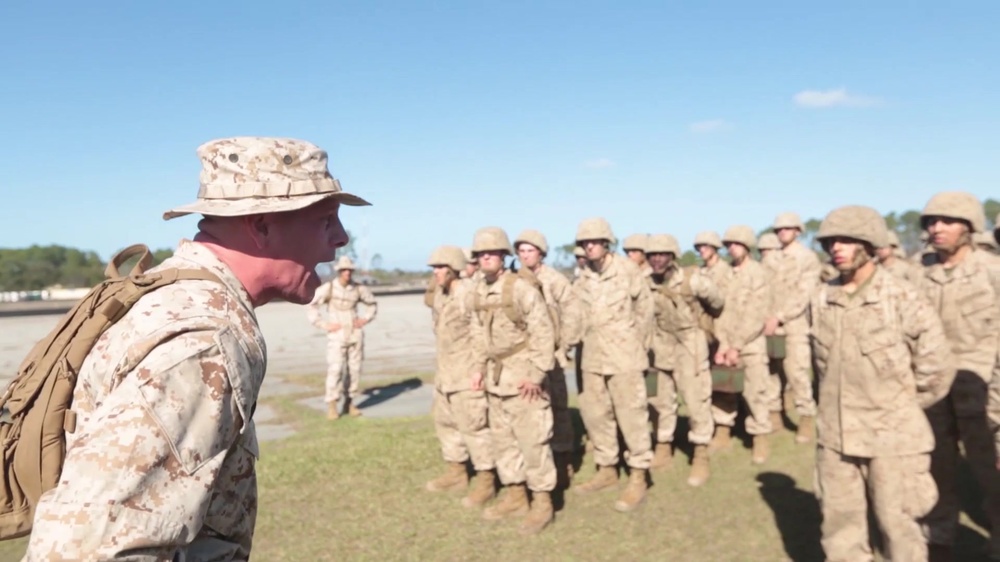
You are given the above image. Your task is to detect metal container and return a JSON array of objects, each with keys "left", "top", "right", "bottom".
[
  {"left": 711, "top": 366, "right": 745, "bottom": 393},
  {"left": 766, "top": 335, "right": 787, "bottom": 360}
]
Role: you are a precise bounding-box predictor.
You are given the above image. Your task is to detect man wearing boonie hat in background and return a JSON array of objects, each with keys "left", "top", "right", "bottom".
[{"left": 24, "top": 137, "right": 369, "bottom": 561}]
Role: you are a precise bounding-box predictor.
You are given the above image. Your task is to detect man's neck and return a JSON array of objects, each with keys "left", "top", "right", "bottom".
[
  {"left": 842, "top": 261, "right": 876, "bottom": 294},
  {"left": 485, "top": 268, "right": 506, "bottom": 284},
  {"left": 338, "top": 277, "right": 350, "bottom": 287},
  {"left": 783, "top": 239, "right": 800, "bottom": 252},
  {"left": 705, "top": 254, "right": 719, "bottom": 267},
  {"left": 937, "top": 244, "right": 971, "bottom": 268},
  {"left": 590, "top": 254, "right": 611, "bottom": 273}
]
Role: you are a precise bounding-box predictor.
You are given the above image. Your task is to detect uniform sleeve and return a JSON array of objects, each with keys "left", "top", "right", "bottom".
[
  {"left": 550, "top": 272, "right": 580, "bottom": 353},
  {"left": 778, "top": 249, "right": 821, "bottom": 324},
  {"left": 901, "top": 291, "right": 957, "bottom": 409},
  {"left": 25, "top": 329, "right": 248, "bottom": 561},
  {"left": 518, "top": 281, "right": 556, "bottom": 381},
  {"left": 358, "top": 286, "right": 378, "bottom": 322},
  {"left": 691, "top": 272, "right": 724, "bottom": 314},
  {"left": 467, "top": 286, "right": 489, "bottom": 375},
  {"left": 306, "top": 282, "right": 331, "bottom": 328},
  {"left": 733, "top": 267, "right": 768, "bottom": 350},
  {"left": 631, "top": 269, "right": 655, "bottom": 350}
]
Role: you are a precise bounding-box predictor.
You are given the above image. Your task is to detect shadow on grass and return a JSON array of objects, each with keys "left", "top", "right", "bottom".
[
  {"left": 356, "top": 377, "right": 424, "bottom": 409},
  {"left": 756, "top": 472, "right": 824, "bottom": 562}
]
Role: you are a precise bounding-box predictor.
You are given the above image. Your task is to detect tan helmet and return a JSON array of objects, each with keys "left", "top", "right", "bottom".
[
  {"left": 472, "top": 226, "right": 514, "bottom": 255},
  {"left": 920, "top": 191, "right": 985, "bottom": 233},
  {"left": 693, "top": 231, "right": 722, "bottom": 249},
  {"left": 575, "top": 217, "right": 616, "bottom": 244},
  {"left": 721, "top": 225, "right": 757, "bottom": 249},
  {"left": 462, "top": 247, "right": 476, "bottom": 264},
  {"left": 773, "top": 212, "right": 805, "bottom": 232},
  {"left": 622, "top": 233, "right": 649, "bottom": 252},
  {"left": 513, "top": 229, "right": 549, "bottom": 255},
  {"left": 573, "top": 246, "right": 586, "bottom": 258},
  {"left": 973, "top": 231, "right": 999, "bottom": 250},
  {"left": 427, "top": 245, "right": 467, "bottom": 272},
  {"left": 885, "top": 230, "right": 901, "bottom": 248},
  {"left": 645, "top": 234, "right": 681, "bottom": 255},
  {"left": 815, "top": 205, "right": 889, "bottom": 249},
  {"left": 334, "top": 255, "right": 356, "bottom": 271},
  {"left": 757, "top": 232, "right": 780, "bottom": 250}
]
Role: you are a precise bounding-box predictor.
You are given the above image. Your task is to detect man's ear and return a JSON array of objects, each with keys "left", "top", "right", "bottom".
[{"left": 242, "top": 214, "right": 270, "bottom": 250}]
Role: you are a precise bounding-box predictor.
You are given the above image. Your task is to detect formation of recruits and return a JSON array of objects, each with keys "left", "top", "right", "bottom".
[{"left": 422, "top": 191, "right": 1000, "bottom": 562}]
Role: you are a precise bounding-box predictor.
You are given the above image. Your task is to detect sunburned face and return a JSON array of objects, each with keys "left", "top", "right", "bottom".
[
  {"left": 477, "top": 250, "right": 506, "bottom": 276},
  {"left": 517, "top": 243, "right": 543, "bottom": 270}
]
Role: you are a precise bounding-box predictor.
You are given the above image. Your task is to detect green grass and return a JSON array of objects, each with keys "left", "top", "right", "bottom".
[{"left": 0, "top": 378, "right": 993, "bottom": 562}]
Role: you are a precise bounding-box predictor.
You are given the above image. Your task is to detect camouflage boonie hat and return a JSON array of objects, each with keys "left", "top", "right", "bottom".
[
  {"left": 334, "top": 256, "right": 356, "bottom": 271},
  {"left": 163, "top": 137, "right": 370, "bottom": 220}
]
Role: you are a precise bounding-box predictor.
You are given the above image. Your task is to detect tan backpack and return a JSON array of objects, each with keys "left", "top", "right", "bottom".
[
  {"left": 654, "top": 266, "right": 722, "bottom": 345},
  {"left": 0, "top": 244, "right": 221, "bottom": 540},
  {"left": 473, "top": 268, "right": 560, "bottom": 348}
]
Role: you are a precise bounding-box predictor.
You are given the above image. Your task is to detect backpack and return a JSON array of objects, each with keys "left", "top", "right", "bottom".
[
  {"left": 0, "top": 244, "right": 221, "bottom": 540},
  {"left": 473, "top": 268, "right": 560, "bottom": 349},
  {"left": 654, "top": 266, "right": 722, "bottom": 345}
]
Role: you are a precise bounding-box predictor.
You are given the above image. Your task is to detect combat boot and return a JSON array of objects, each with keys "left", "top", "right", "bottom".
[
  {"left": 554, "top": 452, "right": 574, "bottom": 490},
  {"left": 425, "top": 462, "right": 468, "bottom": 492},
  {"left": 686, "top": 445, "right": 710, "bottom": 487},
  {"left": 709, "top": 426, "right": 732, "bottom": 452},
  {"left": 928, "top": 543, "right": 954, "bottom": 562},
  {"left": 461, "top": 470, "right": 496, "bottom": 508},
  {"left": 769, "top": 411, "right": 782, "bottom": 432},
  {"left": 518, "top": 491, "right": 554, "bottom": 535},
  {"left": 752, "top": 434, "right": 770, "bottom": 464},
  {"left": 326, "top": 402, "right": 340, "bottom": 420},
  {"left": 348, "top": 403, "right": 363, "bottom": 417},
  {"left": 482, "top": 483, "right": 530, "bottom": 521},
  {"left": 573, "top": 465, "right": 618, "bottom": 495},
  {"left": 650, "top": 442, "right": 673, "bottom": 471},
  {"left": 795, "top": 415, "right": 814, "bottom": 444},
  {"left": 614, "top": 468, "right": 648, "bottom": 512}
]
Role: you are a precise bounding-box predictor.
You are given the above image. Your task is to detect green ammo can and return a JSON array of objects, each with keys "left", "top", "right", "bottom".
[
  {"left": 644, "top": 368, "right": 658, "bottom": 398},
  {"left": 711, "top": 365, "right": 745, "bottom": 394},
  {"left": 766, "top": 335, "right": 786, "bottom": 360}
]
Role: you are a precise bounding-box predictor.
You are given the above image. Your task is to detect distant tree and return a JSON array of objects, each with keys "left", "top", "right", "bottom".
[{"left": 677, "top": 250, "right": 699, "bottom": 267}]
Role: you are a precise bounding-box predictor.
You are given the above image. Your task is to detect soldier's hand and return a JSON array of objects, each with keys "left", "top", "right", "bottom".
[
  {"left": 725, "top": 348, "right": 740, "bottom": 367},
  {"left": 326, "top": 322, "right": 342, "bottom": 332},
  {"left": 353, "top": 318, "right": 366, "bottom": 329},
  {"left": 471, "top": 372, "right": 484, "bottom": 391},
  {"left": 714, "top": 349, "right": 729, "bottom": 367},
  {"left": 763, "top": 317, "right": 780, "bottom": 336},
  {"left": 518, "top": 381, "right": 543, "bottom": 401}
]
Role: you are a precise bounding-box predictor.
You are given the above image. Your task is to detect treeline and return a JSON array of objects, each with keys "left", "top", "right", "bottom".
[{"left": 0, "top": 246, "right": 174, "bottom": 291}]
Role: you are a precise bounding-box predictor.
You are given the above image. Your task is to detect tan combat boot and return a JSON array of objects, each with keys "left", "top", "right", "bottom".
[
  {"left": 795, "top": 415, "right": 814, "bottom": 444},
  {"left": 482, "top": 483, "right": 530, "bottom": 521},
  {"left": 752, "top": 434, "right": 770, "bottom": 464},
  {"left": 573, "top": 465, "right": 618, "bottom": 495},
  {"left": 650, "top": 442, "right": 673, "bottom": 471},
  {"left": 709, "top": 426, "right": 732, "bottom": 452},
  {"left": 770, "top": 411, "right": 783, "bottom": 432},
  {"left": 614, "top": 469, "right": 648, "bottom": 512},
  {"left": 686, "top": 445, "right": 710, "bottom": 487},
  {"left": 425, "top": 462, "right": 468, "bottom": 492},
  {"left": 518, "top": 491, "right": 554, "bottom": 535},
  {"left": 348, "top": 403, "right": 363, "bottom": 417},
  {"left": 461, "top": 470, "right": 496, "bottom": 508},
  {"left": 326, "top": 402, "right": 340, "bottom": 420}
]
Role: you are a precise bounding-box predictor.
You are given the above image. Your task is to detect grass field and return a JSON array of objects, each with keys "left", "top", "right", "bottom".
[{"left": 0, "top": 375, "right": 994, "bottom": 562}]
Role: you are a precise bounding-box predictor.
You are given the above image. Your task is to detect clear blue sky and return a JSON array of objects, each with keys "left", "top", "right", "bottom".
[{"left": 2, "top": 1, "right": 998, "bottom": 270}]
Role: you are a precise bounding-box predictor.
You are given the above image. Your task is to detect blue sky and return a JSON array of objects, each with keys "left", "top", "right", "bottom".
[{"left": 2, "top": 1, "right": 998, "bottom": 270}]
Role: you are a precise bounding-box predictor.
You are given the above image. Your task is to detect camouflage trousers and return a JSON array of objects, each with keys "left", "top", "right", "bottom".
[
  {"left": 579, "top": 370, "right": 653, "bottom": 469},
  {"left": 432, "top": 389, "right": 495, "bottom": 471},
  {"left": 325, "top": 336, "right": 363, "bottom": 403},
  {"left": 766, "top": 357, "right": 784, "bottom": 413},
  {"left": 547, "top": 366, "right": 574, "bottom": 453},
  {"left": 815, "top": 446, "right": 937, "bottom": 562},
  {"left": 711, "top": 353, "right": 773, "bottom": 435},
  {"left": 488, "top": 392, "right": 556, "bottom": 493},
  {"left": 924, "top": 371, "right": 1000, "bottom": 557},
  {"left": 648, "top": 364, "right": 714, "bottom": 446},
  {"left": 782, "top": 326, "right": 817, "bottom": 417}
]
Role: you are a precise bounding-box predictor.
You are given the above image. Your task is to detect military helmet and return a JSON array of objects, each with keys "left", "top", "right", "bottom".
[
  {"left": 462, "top": 247, "right": 476, "bottom": 264},
  {"left": 722, "top": 225, "right": 757, "bottom": 249},
  {"left": 757, "top": 232, "right": 780, "bottom": 251},
  {"left": 773, "top": 212, "right": 805, "bottom": 232},
  {"left": 575, "top": 217, "right": 616, "bottom": 244},
  {"left": 885, "top": 230, "right": 901, "bottom": 248},
  {"left": 471, "top": 226, "right": 514, "bottom": 255},
  {"left": 973, "top": 231, "right": 999, "bottom": 250},
  {"left": 622, "top": 233, "right": 649, "bottom": 252},
  {"left": 693, "top": 231, "right": 722, "bottom": 249},
  {"left": 815, "top": 205, "right": 889, "bottom": 249},
  {"left": 573, "top": 246, "right": 586, "bottom": 258},
  {"left": 513, "top": 229, "right": 549, "bottom": 255},
  {"left": 646, "top": 234, "right": 681, "bottom": 255},
  {"left": 920, "top": 191, "right": 985, "bottom": 233},
  {"left": 427, "top": 245, "right": 467, "bottom": 272}
]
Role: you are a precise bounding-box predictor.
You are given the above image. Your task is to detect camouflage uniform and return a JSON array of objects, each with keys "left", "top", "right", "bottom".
[
  {"left": 713, "top": 226, "right": 774, "bottom": 449},
  {"left": 468, "top": 227, "right": 556, "bottom": 534},
  {"left": 24, "top": 137, "right": 370, "bottom": 560},
  {"left": 915, "top": 192, "right": 1000, "bottom": 557},
  {"left": 810, "top": 205, "right": 954, "bottom": 562},
  {"left": 572, "top": 217, "right": 654, "bottom": 512},
  {"left": 772, "top": 213, "right": 822, "bottom": 431},
  {"left": 880, "top": 231, "right": 921, "bottom": 285},
  {"left": 425, "top": 246, "right": 495, "bottom": 500},
  {"left": 694, "top": 231, "right": 733, "bottom": 293},
  {"left": 758, "top": 232, "right": 786, "bottom": 419},
  {"left": 307, "top": 256, "right": 378, "bottom": 413}
]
